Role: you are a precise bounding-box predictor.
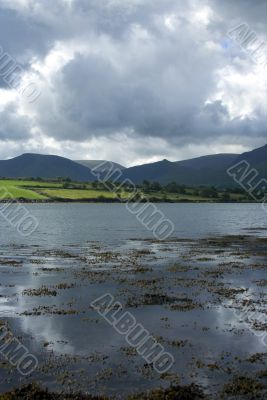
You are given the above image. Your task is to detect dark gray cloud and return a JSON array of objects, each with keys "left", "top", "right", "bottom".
[
  {"left": 0, "top": 0, "right": 266, "bottom": 164},
  {"left": 0, "top": 8, "right": 54, "bottom": 61},
  {"left": 0, "top": 104, "right": 32, "bottom": 141}
]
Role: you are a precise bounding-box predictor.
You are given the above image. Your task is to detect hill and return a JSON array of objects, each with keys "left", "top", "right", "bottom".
[
  {"left": 120, "top": 146, "right": 267, "bottom": 186},
  {"left": 176, "top": 154, "right": 239, "bottom": 169},
  {"left": 0, "top": 154, "right": 95, "bottom": 181},
  {"left": 75, "top": 160, "right": 125, "bottom": 174},
  {"left": 120, "top": 154, "right": 239, "bottom": 186},
  {"left": 234, "top": 144, "right": 267, "bottom": 172},
  {"left": 1, "top": 145, "right": 267, "bottom": 187}
]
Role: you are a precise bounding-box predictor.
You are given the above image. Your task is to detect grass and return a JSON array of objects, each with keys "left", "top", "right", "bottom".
[
  {"left": 41, "top": 189, "right": 118, "bottom": 200},
  {"left": 0, "top": 180, "right": 48, "bottom": 200},
  {"left": 3, "top": 180, "right": 62, "bottom": 188},
  {"left": 0, "top": 180, "right": 130, "bottom": 201},
  {"left": 147, "top": 192, "right": 212, "bottom": 202},
  {"left": 0, "top": 179, "right": 252, "bottom": 202}
]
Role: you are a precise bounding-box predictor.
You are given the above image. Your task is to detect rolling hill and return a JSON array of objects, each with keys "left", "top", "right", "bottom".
[
  {"left": 120, "top": 154, "right": 238, "bottom": 186},
  {"left": 120, "top": 146, "right": 267, "bottom": 187},
  {"left": 0, "top": 145, "right": 266, "bottom": 187},
  {"left": 0, "top": 154, "right": 95, "bottom": 181},
  {"left": 75, "top": 160, "right": 125, "bottom": 174},
  {"left": 176, "top": 153, "right": 239, "bottom": 170},
  {"left": 234, "top": 144, "right": 267, "bottom": 173}
]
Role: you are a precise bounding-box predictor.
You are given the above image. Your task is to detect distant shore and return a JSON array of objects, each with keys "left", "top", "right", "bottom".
[
  {"left": 0, "top": 178, "right": 255, "bottom": 204},
  {"left": 0, "top": 198, "right": 257, "bottom": 204}
]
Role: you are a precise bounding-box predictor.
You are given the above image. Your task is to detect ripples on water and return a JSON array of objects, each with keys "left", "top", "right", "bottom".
[{"left": 0, "top": 204, "right": 267, "bottom": 398}]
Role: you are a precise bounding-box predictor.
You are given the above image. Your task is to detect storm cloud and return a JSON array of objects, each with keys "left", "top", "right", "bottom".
[{"left": 0, "top": 0, "right": 266, "bottom": 165}]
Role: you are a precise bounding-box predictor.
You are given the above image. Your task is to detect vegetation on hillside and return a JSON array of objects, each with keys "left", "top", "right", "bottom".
[{"left": 0, "top": 178, "right": 256, "bottom": 203}]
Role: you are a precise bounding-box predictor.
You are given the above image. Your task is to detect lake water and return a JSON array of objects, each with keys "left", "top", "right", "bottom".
[
  {"left": 0, "top": 204, "right": 267, "bottom": 398},
  {"left": 1, "top": 203, "right": 267, "bottom": 246}
]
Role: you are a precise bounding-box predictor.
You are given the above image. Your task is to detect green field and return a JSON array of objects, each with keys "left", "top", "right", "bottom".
[
  {"left": 0, "top": 179, "right": 250, "bottom": 202},
  {"left": 0, "top": 180, "right": 48, "bottom": 200},
  {"left": 42, "top": 189, "right": 117, "bottom": 200},
  {"left": 0, "top": 180, "right": 130, "bottom": 201}
]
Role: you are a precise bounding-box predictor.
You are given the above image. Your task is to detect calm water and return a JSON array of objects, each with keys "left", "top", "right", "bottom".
[
  {"left": 0, "top": 203, "right": 266, "bottom": 246},
  {"left": 0, "top": 203, "right": 267, "bottom": 398}
]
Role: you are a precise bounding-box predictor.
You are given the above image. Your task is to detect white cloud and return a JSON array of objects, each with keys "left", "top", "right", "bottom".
[{"left": 0, "top": 0, "right": 266, "bottom": 164}]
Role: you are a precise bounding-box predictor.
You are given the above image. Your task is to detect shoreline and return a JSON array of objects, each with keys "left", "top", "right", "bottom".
[
  {"left": 0, "top": 179, "right": 255, "bottom": 204},
  {"left": 0, "top": 235, "right": 267, "bottom": 399},
  {"left": 0, "top": 382, "right": 207, "bottom": 399},
  {"left": 0, "top": 199, "right": 258, "bottom": 204}
]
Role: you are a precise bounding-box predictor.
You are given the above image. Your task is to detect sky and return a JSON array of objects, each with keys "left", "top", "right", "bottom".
[{"left": 0, "top": 0, "right": 266, "bottom": 167}]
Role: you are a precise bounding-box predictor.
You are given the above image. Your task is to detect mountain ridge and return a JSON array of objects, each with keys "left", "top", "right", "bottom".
[
  {"left": 75, "top": 160, "right": 125, "bottom": 174},
  {"left": 120, "top": 145, "right": 267, "bottom": 186},
  {"left": 0, "top": 154, "right": 94, "bottom": 182},
  {"left": 0, "top": 145, "right": 266, "bottom": 186}
]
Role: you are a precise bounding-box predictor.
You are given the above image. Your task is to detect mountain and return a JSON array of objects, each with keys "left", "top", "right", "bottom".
[
  {"left": 234, "top": 144, "right": 267, "bottom": 172},
  {"left": 0, "top": 154, "right": 95, "bottom": 181},
  {"left": 120, "top": 154, "right": 240, "bottom": 186},
  {"left": 120, "top": 146, "right": 267, "bottom": 186},
  {"left": 75, "top": 160, "right": 125, "bottom": 174},
  {"left": 175, "top": 154, "right": 239, "bottom": 170},
  {"left": 1, "top": 145, "right": 267, "bottom": 186}
]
